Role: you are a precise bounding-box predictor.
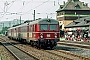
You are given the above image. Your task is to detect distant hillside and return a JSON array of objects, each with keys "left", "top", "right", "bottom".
[{"left": 0, "top": 20, "right": 25, "bottom": 30}]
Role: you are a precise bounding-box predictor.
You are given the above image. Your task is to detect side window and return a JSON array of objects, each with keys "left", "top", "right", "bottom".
[
  {"left": 29, "top": 25, "right": 32, "bottom": 32},
  {"left": 34, "top": 25, "right": 35, "bottom": 32},
  {"left": 50, "top": 24, "right": 57, "bottom": 30},
  {"left": 31, "top": 25, "right": 33, "bottom": 32},
  {"left": 40, "top": 24, "right": 48, "bottom": 30}
]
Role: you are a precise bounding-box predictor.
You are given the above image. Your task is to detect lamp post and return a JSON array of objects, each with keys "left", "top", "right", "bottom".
[
  {"left": 34, "top": 10, "right": 35, "bottom": 20},
  {"left": 20, "top": 16, "right": 21, "bottom": 24}
]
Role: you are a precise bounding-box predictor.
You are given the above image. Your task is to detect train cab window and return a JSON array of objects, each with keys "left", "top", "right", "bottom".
[
  {"left": 40, "top": 24, "right": 48, "bottom": 30},
  {"left": 50, "top": 24, "right": 57, "bottom": 30}
]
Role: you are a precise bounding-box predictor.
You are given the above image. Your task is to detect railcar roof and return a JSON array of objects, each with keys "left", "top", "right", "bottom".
[
  {"left": 8, "top": 23, "right": 28, "bottom": 30},
  {"left": 29, "top": 18, "right": 59, "bottom": 24},
  {"left": 8, "top": 18, "right": 59, "bottom": 30}
]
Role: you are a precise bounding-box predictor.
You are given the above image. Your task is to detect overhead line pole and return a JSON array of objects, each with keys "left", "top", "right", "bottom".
[
  {"left": 20, "top": 16, "right": 21, "bottom": 24},
  {"left": 34, "top": 10, "right": 35, "bottom": 20}
]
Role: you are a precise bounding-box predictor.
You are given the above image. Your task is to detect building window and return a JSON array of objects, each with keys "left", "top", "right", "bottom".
[
  {"left": 75, "top": 4, "right": 80, "bottom": 9},
  {"left": 84, "top": 19, "right": 87, "bottom": 24}
]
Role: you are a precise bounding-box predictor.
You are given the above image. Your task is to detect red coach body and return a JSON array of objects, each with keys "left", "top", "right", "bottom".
[{"left": 8, "top": 18, "right": 60, "bottom": 49}]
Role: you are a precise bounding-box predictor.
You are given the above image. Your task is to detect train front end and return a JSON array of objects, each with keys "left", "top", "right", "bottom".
[{"left": 37, "top": 18, "right": 60, "bottom": 49}]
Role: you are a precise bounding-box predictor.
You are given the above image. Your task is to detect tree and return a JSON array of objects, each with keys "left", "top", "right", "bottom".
[{"left": 0, "top": 27, "right": 10, "bottom": 34}]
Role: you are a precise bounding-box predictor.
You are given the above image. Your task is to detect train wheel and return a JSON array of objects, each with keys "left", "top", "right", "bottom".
[
  {"left": 37, "top": 42, "right": 42, "bottom": 49},
  {"left": 34, "top": 41, "right": 38, "bottom": 48},
  {"left": 36, "top": 41, "right": 38, "bottom": 47},
  {"left": 23, "top": 39, "right": 26, "bottom": 43},
  {"left": 50, "top": 46, "right": 54, "bottom": 50},
  {"left": 38, "top": 44, "right": 42, "bottom": 49},
  {"left": 43, "top": 46, "right": 47, "bottom": 49},
  {"left": 29, "top": 41, "right": 31, "bottom": 45},
  {"left": 31, "top": 41, "right": 34, "bottom": 46}
]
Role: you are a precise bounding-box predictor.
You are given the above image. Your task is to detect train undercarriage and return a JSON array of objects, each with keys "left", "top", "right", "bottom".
[
  {"left": 8, "top": 36, "right": 58, "bottom": 49},
  {"left": 30, "top": 39, "right": 58, "bottom": 49}
]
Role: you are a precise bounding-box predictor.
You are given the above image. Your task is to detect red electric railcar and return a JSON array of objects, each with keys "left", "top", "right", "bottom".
[{"left": 8, "top": 18, "right": 60, "bottom": 49}]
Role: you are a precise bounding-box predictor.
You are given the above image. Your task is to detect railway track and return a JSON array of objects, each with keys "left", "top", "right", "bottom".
[
  {"left": 0, "top": 39, "right": 39, "bottom": 60},
  {"left": 19, "top": 43, "right": 90, "bottom": 60},
  {"left": 42, "top": 49, "right": 90, "bottom": 60},
  {"left": 57, "top": 41, "right": 90, "bottom": 49},
  {"left": 0, "top": 36, "right": 62, "bottom": 60},
  {"left": 15, "top": 44, "right": 63, "bottom": 60},
  {"left": 54, "top": 49, "right": 90, "bottom": 60},
  {"left": 56, "top": 42, "right": 90, "bottom": 59},
  {"left": 60, "top": 40, "right": 90, "bottom": 45},
  {"left": 42, "top": 49, "right": 72, "bottom": 60},
  {"left": 0, "top": 35, "right": 90, "bottom": 60}
]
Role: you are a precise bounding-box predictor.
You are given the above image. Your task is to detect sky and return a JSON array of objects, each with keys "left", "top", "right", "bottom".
[{"left": 0, "top": 0, "right": 90, "bottom": 22}]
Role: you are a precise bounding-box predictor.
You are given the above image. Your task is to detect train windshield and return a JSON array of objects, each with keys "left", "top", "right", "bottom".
[
  {"left": 40, "top": 24, "right": 48, "bottom": 30},
  {"left": 50, "top": 24, "right": 57, "bottom": 30}
]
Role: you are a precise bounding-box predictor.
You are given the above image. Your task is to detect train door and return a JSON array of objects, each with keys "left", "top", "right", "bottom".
[
  {"left": 18, "top": 27, "right": 20, "bottom": 40},
  {"left": 15, "top": 28, "right": 17, "bottom": 39},
  {"left": 27, "top": 25, "right": 29, "bottom": 40}
]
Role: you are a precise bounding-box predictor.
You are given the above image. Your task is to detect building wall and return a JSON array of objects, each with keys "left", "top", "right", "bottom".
[
  {"left": 59, "top": 20, "right": 73, "bottom": 30},
  {"left": 64, "top": 20, "right": 73, "bottom": 26},
  {"left": 56, "top": 0, "right": 90, "bottom": 30},
  {"left": 56, "top": 10, "right": 90, "bottom": 30}
]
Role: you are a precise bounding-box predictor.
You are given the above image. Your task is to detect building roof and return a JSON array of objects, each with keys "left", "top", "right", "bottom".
[
  {"left": 56, "top": 0, "right": 90, "bottom": 12},
  {"left": 65, "top": 22, "right": 75, "bottom": 27},
  {"left": 65, "top": 17, "right": 90, "bottom": 28}
]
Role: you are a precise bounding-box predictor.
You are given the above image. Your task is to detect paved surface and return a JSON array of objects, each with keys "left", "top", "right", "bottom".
[{"left": 2, "top": 42, "right": 37, "bottom": 60}]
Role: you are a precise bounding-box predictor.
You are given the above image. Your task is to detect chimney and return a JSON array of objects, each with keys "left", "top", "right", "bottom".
[
  {"left": 85, "top": 3, "right": 88, "bottom": 6},
  {"left": 82, "top": 2, "right": 84, "bottom": 6},
  {"left": 63, "top": 1, "right": 65, "bottom": 5}
]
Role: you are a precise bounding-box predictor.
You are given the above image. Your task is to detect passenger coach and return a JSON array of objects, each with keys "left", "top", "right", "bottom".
[{"left": 8, "top": 18, "right": 60, "bottom": 49}]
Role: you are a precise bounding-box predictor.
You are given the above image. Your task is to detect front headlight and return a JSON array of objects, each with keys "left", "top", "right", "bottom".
[
  {"left": 55, "top": 36, "right": 57, "bottom": 38},
  {"left": 40, "top": 35, "right": 43, "bottom": 38}
]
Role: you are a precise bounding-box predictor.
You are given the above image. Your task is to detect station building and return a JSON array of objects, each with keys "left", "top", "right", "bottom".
[
  {"left": 56, "top": 0, "right": 90, "bottom": 30},
  {"left": 64, "top": 17, "right": 90, "bottom": 38}
]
